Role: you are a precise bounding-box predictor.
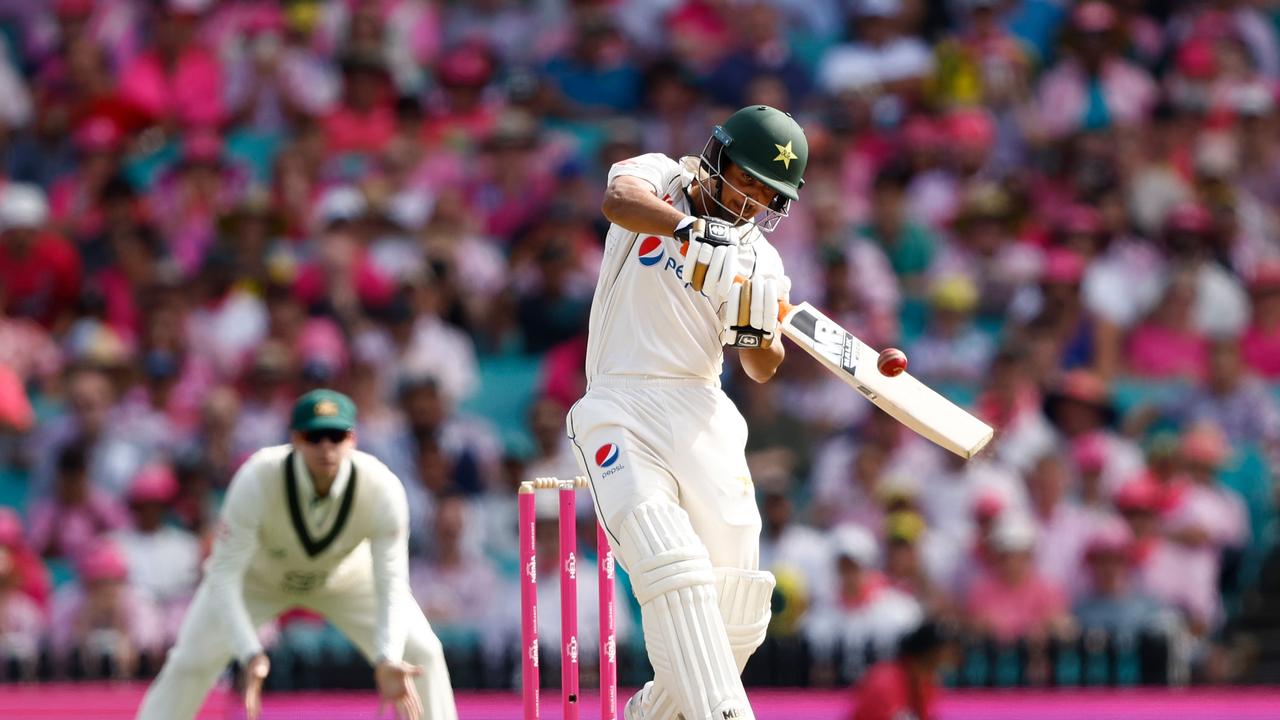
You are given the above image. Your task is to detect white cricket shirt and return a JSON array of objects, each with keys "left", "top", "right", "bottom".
[
  {"left": 587, "top": 153, "right": 787, "bottom": 382},
  {"left": 202, "top": 445, "right": 412, "bottom": 664}
]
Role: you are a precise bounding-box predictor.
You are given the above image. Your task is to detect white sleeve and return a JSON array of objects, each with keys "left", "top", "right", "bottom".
[
  {"left": 204, "top": 456, "right": 268, "bottom": 662},
  {"left": 370, "top": 467, "right": 412, "bottom": 664},
  {"left": 607, "top": 153, "right": 682, "bottom": 196}
]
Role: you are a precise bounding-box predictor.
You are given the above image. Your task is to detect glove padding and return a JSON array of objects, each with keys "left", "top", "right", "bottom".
[
  {"left": 675, "top": 216, "right": 739, "bottom": 306},
  {"left": 722, "top": 275, "right": 790, "bottom": 349}
]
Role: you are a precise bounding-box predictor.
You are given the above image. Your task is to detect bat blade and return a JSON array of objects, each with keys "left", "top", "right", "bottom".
[{"left": 780, "top": 302, "right": 994, "bottom": 458}]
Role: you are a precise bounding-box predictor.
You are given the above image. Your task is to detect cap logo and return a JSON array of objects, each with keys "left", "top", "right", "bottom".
[
  {"left": 773, "top": 140, "right": 797, "bottom": 169},
  {"left": 314, "top": 400, "right": 339, "bottom": 417}
]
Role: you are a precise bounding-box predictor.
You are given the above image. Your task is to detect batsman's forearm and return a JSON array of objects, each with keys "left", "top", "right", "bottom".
[
  {"left": 739, "top": 341, "right": 785, "bottom": 383},
  {"left": 601, "top": 177, "right": 687, "bottom": 237}
]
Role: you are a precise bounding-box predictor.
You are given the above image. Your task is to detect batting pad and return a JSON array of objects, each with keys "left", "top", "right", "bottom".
[
  {"left": 616, "top": 502, "right": 754, "bottom": 720},
  {"left": 633, "top": 568, "right": 776, "bottom": 720}
]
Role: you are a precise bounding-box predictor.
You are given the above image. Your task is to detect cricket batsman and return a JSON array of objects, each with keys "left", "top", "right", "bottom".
[
  {"left": 568, "top": 105, "right": 807, "bottom": 720},
  {"left": 136, "top": 389, "right": 458, "bottom": 720}
]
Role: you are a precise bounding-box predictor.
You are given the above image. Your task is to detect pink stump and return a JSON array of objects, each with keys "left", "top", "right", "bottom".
[
  {"left": 598, "top": 524, "right": 617, "bottom": 720},
  {"left": 518, "top": 486, "right": 539, "bottom": 720},
  {"left": 559, "top": 482, "right": 579, "bottom": 720}
]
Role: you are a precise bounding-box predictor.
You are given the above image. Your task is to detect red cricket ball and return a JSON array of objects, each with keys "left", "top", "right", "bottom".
[{"left": 878, "top": 348, "right": 908, "bottom": 377}]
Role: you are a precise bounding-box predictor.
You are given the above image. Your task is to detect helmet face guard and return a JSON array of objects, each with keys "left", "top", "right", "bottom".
[{"left": 696, "top": 128, "right": 791, "bottom": 234}]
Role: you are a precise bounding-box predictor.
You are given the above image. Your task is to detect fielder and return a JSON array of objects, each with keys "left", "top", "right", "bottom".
[
  {"left": 136, "top": 389, "right": 457, "bottom": 720},
  {"left": 567, "top": 105, "right": 807, "bottom": 720}
]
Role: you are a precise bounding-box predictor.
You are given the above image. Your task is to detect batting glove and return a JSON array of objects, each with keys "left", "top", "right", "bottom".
[
  {"left": 676, "top": 216, "right": 740, "bottom": 306},
  {"left": 722, "top": 274, "right": 790, "bottom": 349}
]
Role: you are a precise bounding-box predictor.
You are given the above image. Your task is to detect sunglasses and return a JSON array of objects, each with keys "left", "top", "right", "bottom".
[{"left": 303, "top": 429, "right": 351, "bottom": 445}]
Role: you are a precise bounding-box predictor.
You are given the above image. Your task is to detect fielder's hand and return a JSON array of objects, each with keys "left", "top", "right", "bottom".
[
  {"left": 375, "top": 659, "right": 425, "bottom": 720},
  {"left": 241, "top": 652, "right": 270, "bottom": 720},
  {"left": 675, "top": 215, "right": 739, "bottom": 304},
  {"left": 722, "top": 274, "right": 790, "bottom": 349}
]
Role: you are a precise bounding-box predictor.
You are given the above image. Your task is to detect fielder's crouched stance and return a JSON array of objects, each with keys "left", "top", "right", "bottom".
[
  {"left": 136, "top": 390, "right": 457, "bottom": 720},
  {"left": 569, "top": 106, "right": 807, "bottom": 720}
]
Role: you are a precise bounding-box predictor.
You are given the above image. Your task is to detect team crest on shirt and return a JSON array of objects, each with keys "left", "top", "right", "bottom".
[{"left": 637, "top": 236, "right": 665, "bottom": 266}]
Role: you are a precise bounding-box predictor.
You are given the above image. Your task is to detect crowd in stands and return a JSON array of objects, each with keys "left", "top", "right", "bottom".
[{"left": 0, "top": 0, "right": 1278, "bottom": 688}]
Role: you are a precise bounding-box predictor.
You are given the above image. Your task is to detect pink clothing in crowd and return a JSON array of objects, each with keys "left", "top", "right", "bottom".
[
  {"left": 118, "top": 47, "right": 224, "bottom": 127},
  {"left": 47, "top": 582, "right": 164, "bottom": 660},
  {"left": 1241, "top": 325, "right": 1280, "bottom": 378},
  {"left": 1033, "top": 504, "right": 1109, "bottom": 598},
  {"left": 1125, "top": 323, "right": 1208, "bottom": 380},
  {"left": 965, "top": 572, "right": 1068, "bottom": 643},
  {"left": 26, "top": 493, "right": 129, "bottom": 563},
  {"left": 1035, "top": 59, "right": 1158, "bottom": 138},
  {"left": 1133, "top": 537, "right": 1220, "bottom": 629},
  {"left": 322, "top": 106, "right": 397, "bottom": 155}
]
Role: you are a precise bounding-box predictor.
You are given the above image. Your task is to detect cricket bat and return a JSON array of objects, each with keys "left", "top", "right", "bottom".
[
  {"left": 682, "top": 240, "right": 994, "bottom": 458},
  {"left": 777, "top": 301, "right": 994, "bottom": 459}
]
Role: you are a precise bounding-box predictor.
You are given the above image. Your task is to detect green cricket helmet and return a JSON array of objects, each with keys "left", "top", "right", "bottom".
[{"left": 697, "top": 105, "right": 808, "bottom": 232}]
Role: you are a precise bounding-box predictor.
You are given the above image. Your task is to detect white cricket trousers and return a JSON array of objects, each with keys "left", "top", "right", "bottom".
[
  {"left": 566, "top": 375, "right": 762, "bottom": 576},
  {"left": 135, "top": 579, "right": 458, "bottom": 720}
]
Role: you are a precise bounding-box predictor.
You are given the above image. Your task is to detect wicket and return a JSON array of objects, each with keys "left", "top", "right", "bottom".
[{"left": 519, "top": 476, "right": 617, "bottom": 720}]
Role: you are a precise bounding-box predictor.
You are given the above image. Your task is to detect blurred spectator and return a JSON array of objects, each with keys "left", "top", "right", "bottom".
[
  {"left": 0, "top": 508, "right": 51, "bottom": 610},
  {"left": 858, "top": 161, "right": 938, "bottom": 297},
  {"left": 542, "top": 14, "right": 640, "bottom": 115},
  {"left": 1073, "top": 520, "right": 1171, "bottom": 637},
  {"left": 917, "top": 450, "right": 1025, "bottom": 557},
  {"left": 48, "top": 541, "right": 163, "bottom": 678},
  {"left": 117, "top": 0, "right": 224, "bottom": 129},
  {"left": 1026, "top": 453, "right": 1105, "bottom": 597},
  {"left": 906, "top": 275, "right": 994, "bottom": 383},
  {"left": 760, "top": 490, "right": 831, "bottom": 611},
  {"left": 1116, "top": 477, "right": 1217, "bottom": 636},
  {"left": 523, "top": 396, "right": 578, "bottom": 483},
  {"left": 1125, "top": 268, "right": 1210, "bottom": 380},
  {"left": 1035, "top": 1, "right": 1157, "bottom": 139},
  {"left": 109, "top": 464, "right": 200, "bottom": 641},
  {"left": 293, "top": 186, "right": 395, "bottom": 320},
  {"left": 933, "top": 181, "right": 1038, "bottom": 321},
  {"left": 0, "top": 183, "right": 81, "bottom": 332},
  {"left": 0, "top": 546, "right": 43, "bottom": 679},
  {"left": 409, "top": 492, "right": 501, "bottom": 641},
  {"left": 804, "top": 524, "right": 923, "bottom": 682},
  {"left": 1036, "top": 370, "right": 1144, "bottom": 492},
  {"left": 849, "top": 619, "right": 952, "bottom": 720},
  {"left": 705, "top": 1, "right": 811, "bottom": 108},
  {"left": 27, "top": 445, "right": 128, "bottom": 562},
  {"left": 224, "top": 5, "right": 338, "bottom": 134},
  {"left": 881, "top": 510, "right": 952, "bottom": 619},
  {"left": 964, "top": 514, "right": 1071, "bottom": 644},
  {"left": 1164, "top": 424, "right": 1249, "bottom": 589},
  {"left": 322, "top": 52, "right": 397, "bottom": 155},
  {"left": 818, "top": 0, "right": 934, "bottom": 115},
  {"left": 929, "top": 0, "right": 1032, "bottom": 110},
  {"left": 1173, "top": 341, "right": 1280, "bottom": 471}
]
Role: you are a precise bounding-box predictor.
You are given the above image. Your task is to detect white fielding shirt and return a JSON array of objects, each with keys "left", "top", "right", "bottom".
[
  {"left": 204, "top": 445, "right": 412, "bottom": 664},
  {"left": 587, "top": 153, "right": 787, "bottom": 383}
]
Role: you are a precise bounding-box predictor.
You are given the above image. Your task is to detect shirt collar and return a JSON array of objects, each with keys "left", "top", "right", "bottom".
[{"left": 292, "top": 451, "right": 352, "bottom": 505}]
